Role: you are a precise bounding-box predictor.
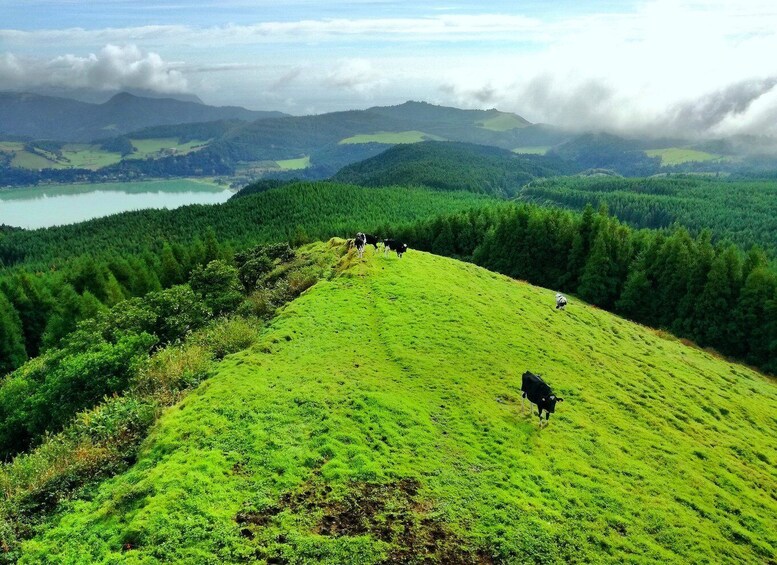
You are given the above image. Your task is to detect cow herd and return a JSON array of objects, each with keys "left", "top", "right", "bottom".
[
  {"left": 351, "top": 230, "right": 568, "bottom": 429},
  {"left": 352, "top": 232, "right": 408, "bottom": 260}
]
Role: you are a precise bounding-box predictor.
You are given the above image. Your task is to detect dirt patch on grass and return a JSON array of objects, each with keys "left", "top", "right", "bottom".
[{"left": 236, "top": 477, "right": 493, "bottom": 563}]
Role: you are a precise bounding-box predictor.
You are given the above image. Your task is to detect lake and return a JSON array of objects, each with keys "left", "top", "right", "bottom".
[{"left": 0, "top": 180, "right": 234, "bottom": 230}]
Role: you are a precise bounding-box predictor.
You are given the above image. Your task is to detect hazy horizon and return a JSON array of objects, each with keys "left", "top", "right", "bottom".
[{"left": 2, "top": 0, "right": 776, "bottom": 138}]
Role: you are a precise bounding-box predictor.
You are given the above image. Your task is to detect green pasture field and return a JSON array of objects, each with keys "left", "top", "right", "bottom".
[
  {"left": 59, "top": 144, "right": 123, "bottom": 169},
  {"left": 9, "top": 151, "right": 60, "bottom": 170},
  {"left": 512, "top": 146, "right": 550, "bottom": 155},
  {"left": 1, "top": 141, "right": 126, "bottom": 170},
  {"left": 477, "top": 113, "right": 529, "bottom": 131},
  {"left": 127, "top": 138, "right": 210, "bottom": 159},
  {"left": 339, "top": 131, "right": 445, "bottom": 144},
  {"left": 22, "top": 244, "right": 777, "bottom": 563},
  {"left": 646, "top": 147, "right": 724, "bottom": 166},
  {"left": 276, "top": 156, "right": 311, "bottom": 170}
]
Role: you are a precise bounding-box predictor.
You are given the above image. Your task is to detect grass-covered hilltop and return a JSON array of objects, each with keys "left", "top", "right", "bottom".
[{"left": 13, "top": 242, "right": 777, "bottom": 563}]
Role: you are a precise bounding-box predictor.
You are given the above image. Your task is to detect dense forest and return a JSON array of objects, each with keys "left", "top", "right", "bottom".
[
  {"left": 0, "top": 183, "right": 497, "bottom": 376},
  {"left": 519, "top": 176, "right": 777, "bottom": 256}
]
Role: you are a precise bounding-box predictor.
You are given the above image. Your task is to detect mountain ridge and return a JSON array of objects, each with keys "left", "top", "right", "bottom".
[{"left": 0, "top": 91, "right": 288, "bottom": 142}]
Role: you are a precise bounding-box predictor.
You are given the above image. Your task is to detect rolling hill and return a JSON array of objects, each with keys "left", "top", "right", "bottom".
[
  {"left": 19, "top": 244, "right": 777, "bottom": 563},
  {"left": 0, "top": 92, "right": 287, "bottom": 142},
  {"left": 331, "top": 141, "right": 579, "bottom": 197}
]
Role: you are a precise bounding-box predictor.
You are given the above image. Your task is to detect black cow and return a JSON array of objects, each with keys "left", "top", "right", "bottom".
[
  {"left": 555, "top": 293, "right": 568, "bottom": 310},
  {"left": 383, "top": 239, "right": 409, "bottom": 258},
  {"left": 521, "top": 371, "right": 563, "bottom": 427},
  {"left": 364, "top": 234, "right": 381, "bottom": 250},
  {"left": 354, "top": 232, "right": 367, "bottom": 259}
]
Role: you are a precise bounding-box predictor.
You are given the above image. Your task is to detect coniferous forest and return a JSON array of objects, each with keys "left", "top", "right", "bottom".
[{"left": 2, "top": 177, "right": 776, "bottom": 386}]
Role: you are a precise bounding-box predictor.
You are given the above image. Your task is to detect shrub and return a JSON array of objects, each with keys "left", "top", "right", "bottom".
[
  {"left": 189, "top": 260, "right": 243, "bottom": 316},
  {"left": 190, "top": 317, "right": 260, "bottom": 360},
  {"left": 134, "top": 343, "right": 212, "bottom": 398}
]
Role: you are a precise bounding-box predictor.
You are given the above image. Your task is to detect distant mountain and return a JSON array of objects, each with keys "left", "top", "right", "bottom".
[
  {"left": 209, "top": 101, "right": 535, "bottom": 161},
  {"left": 0, "top": 92, "right": 288, "bottom": 142},
  {"left": 331, "top": 141, "right": 578, "bottom": 197},
  {"left": 549, "top": 132, "right": 662, "bottom": 176},
  {"left": 24, "top": 86, "right": 205, "bottom": 105}
]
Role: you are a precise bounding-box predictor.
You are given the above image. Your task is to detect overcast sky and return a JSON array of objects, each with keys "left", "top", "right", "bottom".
[{"left": 1, "top": 0, "right": 776, "bottom": 137}]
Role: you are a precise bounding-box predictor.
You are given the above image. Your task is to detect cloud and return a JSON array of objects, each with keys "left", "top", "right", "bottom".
[
  {"left": 666, "top": 78, "right": 777, "bottom": 136},
  {"left": 325, "top": 59, "right": 386, "bottom": 93},
  {"left": 271, "top": 67, "right": 304, "bottom": 90},
  {"left": 0, "top": 44, "right": 188, "bottom": 93},
  {"left": 3, "top": 1, "right": 777, "bottom": 136},
  {"left": 0, "top": 15, "right": 542, "bottom": 46}
]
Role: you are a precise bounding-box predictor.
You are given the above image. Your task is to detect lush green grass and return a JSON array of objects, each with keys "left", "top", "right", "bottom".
[
  {"left": 339, "top": 131, "right": 445, "bottom": 145},
  {"left": 60, "top": 144, "right": 123, "bottom": 170},
  {"left": 513, "top": 146, "right": 550, "bottom": 155},
  {"left": 21, "top": 245, "right": 777, "bottom": 563},
  {"left": 276, "top": 156, "right": 311, "bottom": 170},
  {"left": 127, "top": 138, "right": 209, "bottom": 159},
  {"left": 9, "top": 151, "right": 58, "bottom": 170},
  {"left": 645, "top": 148, "right": 724, "bottom": 166},
  {"left": 1, "top": 141, "right": 123, "bottom": 171},
  {"left": 476, "top": 113, "right": 529, "bottom": 131}
]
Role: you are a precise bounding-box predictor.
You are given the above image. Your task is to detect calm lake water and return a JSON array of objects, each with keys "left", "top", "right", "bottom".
[{"left": 0, "top": 180, "right": 234, "bottom": 229}]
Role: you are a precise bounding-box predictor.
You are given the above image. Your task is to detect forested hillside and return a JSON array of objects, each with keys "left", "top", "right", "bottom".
[
  {"left": 519, "top": 176, "right": 777, "bottom": 255},
  {"left": 0, "top": 183, "right": 497, "bottom": 376},
  {"left": 2, "top": 179, "right": 776, "bottom": 382},
  {"left": 332, "top": 141, "right": 577, "bottom": 197}
]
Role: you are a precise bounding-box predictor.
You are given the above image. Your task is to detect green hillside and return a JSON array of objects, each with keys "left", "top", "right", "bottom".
[
  {"left": 519, "top": 176, "right": 777, "bottom": 254},
  {"left": 332, "top": 141, "right": 577, "bottom": 197},
  {"left": 21, "top": 245, "right": 777, "bottom": 563}
]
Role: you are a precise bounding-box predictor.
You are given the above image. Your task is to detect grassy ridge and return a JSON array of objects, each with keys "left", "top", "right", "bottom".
[{"left": 22, "top": 246, "right": 777, "bottom": 563}]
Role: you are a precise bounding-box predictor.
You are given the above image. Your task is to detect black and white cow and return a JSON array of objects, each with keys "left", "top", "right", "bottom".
[
  {"left": 354, "top": 232, "right": 367, "bottom": 259},
  {"left": 521, "top": 371, "right": 563, "bottom": 427},
  {"left": 383, "top": 239, "right": 409, "bottom": 258},
  {"left": 555, "top": 293, "right": 568, "bottom": 310}
]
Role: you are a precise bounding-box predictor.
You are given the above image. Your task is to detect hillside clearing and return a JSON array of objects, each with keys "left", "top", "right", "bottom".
[
  {"left": 20, "top": 245, "right": 777, "bottom": 563},
  {"left": 339, "top": 131, "right": 445, "bottom": 144},
  {"left": 476, "top": 113, "right": 530, "bottom": 131},
  {"left": 276, "top": 156, "right": 311, "bottom": 170},
  {"left": 512, "top": 146, "right": 550, "bottom": 155},
  {"left": 645, "top": 148, "right": 723, "bottom": 166},
  {"left": 127, "top": 138, "right": 209, "bottom": 159}
]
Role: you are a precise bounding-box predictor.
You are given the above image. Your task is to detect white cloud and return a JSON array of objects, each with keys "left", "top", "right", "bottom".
[
  {"left": 3, "top": 1, "right": 777, "bottom": 136},
  {"left": 325, "top": 59, "right": 386, "bottom": 93},
  {"left": 0, "top": 15, "right": 542, "bottom": 46},
  {"left": 0, "top": 44, "right": 188, "bottom": 93}
]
